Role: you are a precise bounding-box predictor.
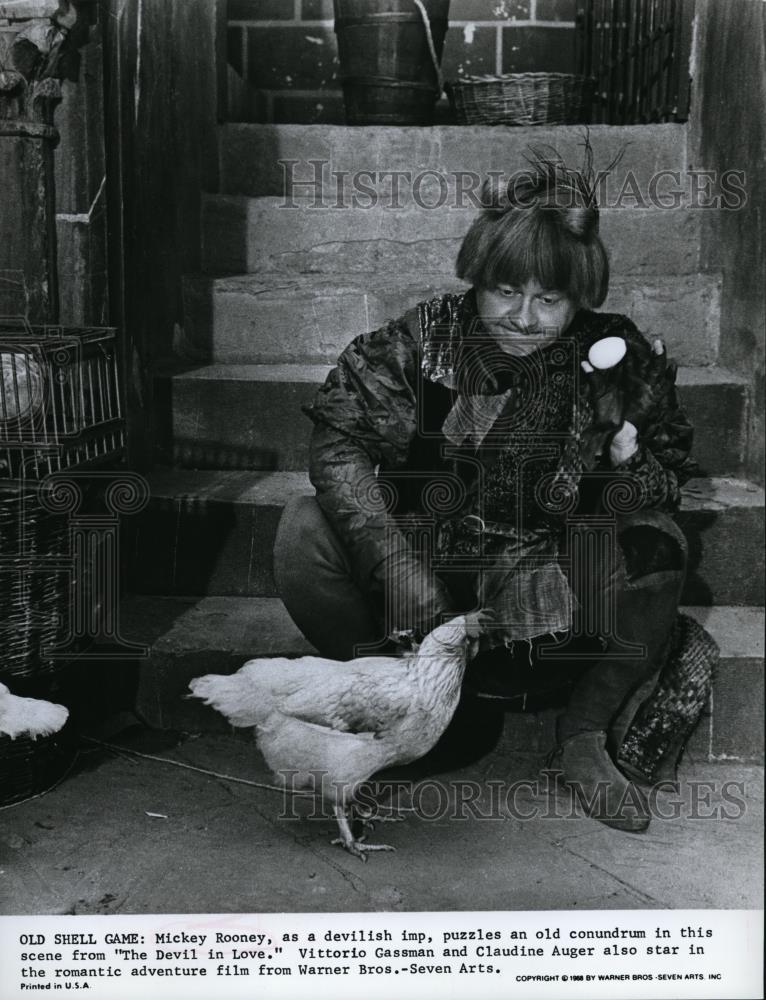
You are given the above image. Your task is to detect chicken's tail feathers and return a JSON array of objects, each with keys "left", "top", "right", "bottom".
[
  {"left": 29, "top": 701, "right": 69, "bottom": 739},
  {"left": 188, "top": 673, "right": 266, "bottom": 728},
  {"left": 187, "top": 674, "right": 222, "bottom": 707},
  {"left": 0, "top": 689, "right": 69, "bottom": 740}
]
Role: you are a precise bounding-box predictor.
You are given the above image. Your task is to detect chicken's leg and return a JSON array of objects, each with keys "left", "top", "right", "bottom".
[
  {"left": 354, "top": 801, "right": 407, "bottom": 832},
  {"left": 331, "top": 806, "right": 396, "bottom": 860}
]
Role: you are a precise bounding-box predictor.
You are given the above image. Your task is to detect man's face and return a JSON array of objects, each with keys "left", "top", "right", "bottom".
[{"left": 475, "top": 280, "right": 578, "bottom": 356}]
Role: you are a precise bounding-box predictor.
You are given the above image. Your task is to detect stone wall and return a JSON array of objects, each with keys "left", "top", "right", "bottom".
[
  {"left": 226, "top": 0, "right": 577, "bottom": 123},
  {"left": 691, "top": 0, "right": 766, "bottom": 485}
]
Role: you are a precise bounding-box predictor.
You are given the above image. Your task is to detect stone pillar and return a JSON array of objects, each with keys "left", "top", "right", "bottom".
[{"left": 0, "top": 72, "right": 61, "bottom": 322}]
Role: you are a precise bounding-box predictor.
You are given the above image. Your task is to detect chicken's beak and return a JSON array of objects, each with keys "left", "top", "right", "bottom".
[{"left": 465, "top": 610, "right": 495, "bottom": 662}]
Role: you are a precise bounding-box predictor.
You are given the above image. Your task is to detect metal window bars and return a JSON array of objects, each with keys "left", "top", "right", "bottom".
[{"left": 576, "top": 0, "right": 695, "bottom": 125}]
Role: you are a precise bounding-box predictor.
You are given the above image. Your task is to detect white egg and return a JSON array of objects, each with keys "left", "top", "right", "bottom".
[{"left": 588, "top": 336, "right": 627, "bottom": 370}]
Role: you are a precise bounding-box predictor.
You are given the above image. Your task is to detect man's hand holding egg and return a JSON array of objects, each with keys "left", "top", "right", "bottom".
[
  {"left": 586, "top": 335, "right": 627, "bottom": 370},
  {"left": 581, "top": 335, "right": 667, "bottom": 467}
]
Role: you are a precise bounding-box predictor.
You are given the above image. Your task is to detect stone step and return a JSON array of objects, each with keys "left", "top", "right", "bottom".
[
  {"left": 201, "top": 195, "right": 708, "bottom": 280},
  {"left": 123, "top": 593, "right": 764, "bottom": 764},
  {"left": 154, "top": 362, "right": 326, "bottom": 471},
  {"left": 182, "top": 270, "right": 722, "bottom": 368},
  {"left": 154, "top": 362, "right": 747, "bottom": 479},
  {"left": 217, "top": 123, "right": 690, "bottom": 199},
  {"left": 125, "top": 471, "right": 764, "bottom": 608}
]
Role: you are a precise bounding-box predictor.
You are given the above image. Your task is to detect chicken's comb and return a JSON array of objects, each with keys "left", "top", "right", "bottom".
[{"left": 465, "top": 609, "right": 496, "bottom": 639}]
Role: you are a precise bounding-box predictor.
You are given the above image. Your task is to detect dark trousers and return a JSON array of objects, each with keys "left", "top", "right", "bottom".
[{"left": 274, "top": 496, "right": 686, "bottom": 753}]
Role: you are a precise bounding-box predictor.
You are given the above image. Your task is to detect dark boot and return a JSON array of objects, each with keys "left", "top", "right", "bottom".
[{"left": 549, "top": 730, "right": 651, "bottom": 833}]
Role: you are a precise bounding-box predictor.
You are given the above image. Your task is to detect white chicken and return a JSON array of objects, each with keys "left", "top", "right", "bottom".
[
  {"left": 0, "top": 682, "right": 69, "bottom": 740},
  {"left": 189, "top": 612, "right": 488, "bottom": 859}
]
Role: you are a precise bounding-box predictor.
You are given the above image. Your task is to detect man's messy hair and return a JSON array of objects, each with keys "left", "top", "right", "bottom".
[{"left": 456, "top": 137, "right": 625, "bottom": 309}]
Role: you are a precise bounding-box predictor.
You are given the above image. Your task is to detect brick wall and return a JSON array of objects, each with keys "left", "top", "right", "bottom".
[{"left": 226, "top": 0, "right": 577, "bottom": 123}]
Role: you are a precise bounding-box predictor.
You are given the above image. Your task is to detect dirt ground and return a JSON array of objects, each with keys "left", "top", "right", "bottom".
[{"left": 1, "top": 724, "right": 762, "bottom": 916}]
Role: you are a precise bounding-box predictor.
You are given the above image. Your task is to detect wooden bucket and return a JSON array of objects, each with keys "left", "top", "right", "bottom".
[{"left": 334, "top": 0, "right": 450, "bottom": 125}]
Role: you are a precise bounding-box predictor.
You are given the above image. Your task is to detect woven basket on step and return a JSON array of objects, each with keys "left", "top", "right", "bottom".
[{"left": 447, "top": 73, "right": 594, "bottom": 126}]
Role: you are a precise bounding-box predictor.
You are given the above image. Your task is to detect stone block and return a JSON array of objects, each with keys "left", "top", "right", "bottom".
[
  {"left": 186, "top": 273, "right": 467, "bottom": 362},
  {"left": 130, "top": 467, "right": 763, "bottom": 613},
  {"left": 218, "top": 122, "right": 689, "bottom": 198},
  {"left": 158, "top": 364, "right": 326, "bottom": 470},
  {"left": 202, "top": 196, "right": 704, "bottom": 278},
  {"left": 605, "top": 273, "right": 721, "bottom": 365},
  {"left": 676, "top": 370, "right": 746, "bottom": 479},
  {"left": 711, "top": 659, "right": 764, "bottom": 760},
  {"left": 678, "top": 495, "right": 765, "bottom": 607},
  {"left": 127, "top": 470, "right": 313, "bottom": 597},
  {"left": 685, "top": 606, "right": 764, "bottom": 761},
  {"left": 190, "top": 265, "right": 721, "bottom": 368}
]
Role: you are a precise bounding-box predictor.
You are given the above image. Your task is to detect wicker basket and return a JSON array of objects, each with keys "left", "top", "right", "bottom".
[
  {"left": 0, "top": 720, "right": 76, "bottom": 807},
  {"left": 447, "top": 73, "right": 594, "bottom": 126},
  {"left": 0, "top": 487, "right": 70, "bottom": 690}
]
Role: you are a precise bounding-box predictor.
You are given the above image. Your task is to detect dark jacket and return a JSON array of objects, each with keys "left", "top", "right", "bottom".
[{"left": 304, "top": 290, "right": 694, "bottom": 632}]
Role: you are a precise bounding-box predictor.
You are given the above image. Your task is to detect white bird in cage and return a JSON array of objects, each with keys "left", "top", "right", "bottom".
[
  {"left": 0, "top": 683, "right": 68, "bottom": 741},
  {"left": 0, "top": 351, "right": 45, "bottom": 422}
]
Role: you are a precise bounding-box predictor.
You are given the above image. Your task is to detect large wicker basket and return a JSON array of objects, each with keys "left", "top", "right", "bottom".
[
  {"left": 447, "top": 73, "right": 594, "bottom": 126},
  {"left": 0, "top": 487, "right": 70, "bottom": 691},
  {"left": 0, "top": 721, "right": 75, "bottom": 807}
]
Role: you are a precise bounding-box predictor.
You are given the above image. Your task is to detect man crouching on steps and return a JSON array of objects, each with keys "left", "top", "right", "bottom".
[{"left": 274, "top": 152, "right": 695, "bottom": 834}]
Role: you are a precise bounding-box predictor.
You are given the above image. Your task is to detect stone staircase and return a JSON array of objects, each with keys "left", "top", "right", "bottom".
[{"left": 124, "top": 122, "right": 764, "bottom": 763}]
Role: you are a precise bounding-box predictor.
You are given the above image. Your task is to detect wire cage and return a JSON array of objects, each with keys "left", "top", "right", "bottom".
[
  {"left": 0, "top": 318, "right": 124, "bottom": 480},
  {"left": 0, "top": 302, "right": 126, "bottom": 693}
]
